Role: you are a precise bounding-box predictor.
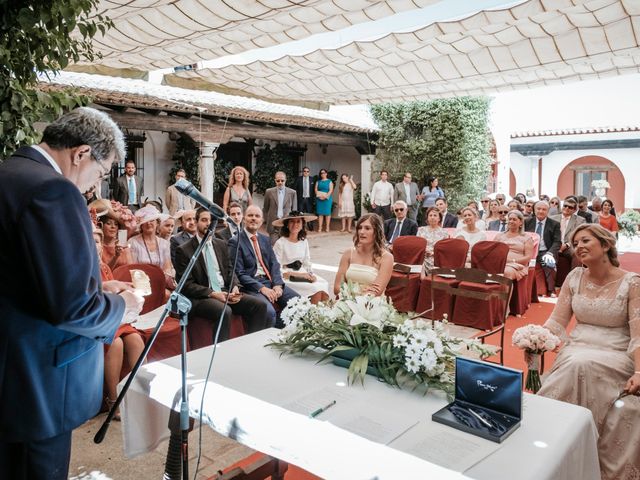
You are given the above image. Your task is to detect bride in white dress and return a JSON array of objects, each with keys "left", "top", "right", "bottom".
[{"left": 273, "top": 212, "right": 330, "bottom": 304}]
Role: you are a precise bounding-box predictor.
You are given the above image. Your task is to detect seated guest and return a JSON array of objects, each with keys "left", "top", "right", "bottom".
[
  {"left": 229, "top": 205, "right": 300, "bottom": 327},
  {"left": 549, "top": 196, "right": 561, "bottom": 215},
  {"left": 536, "top": 224, "right": 640, "bottom": 479},
  {"left": 416, "top": 207, "right": 449, "bottom": 278},
  {"left": 456, "top": 207, "right": 486, "bottom": 263},
  {"left": 129, "top": 206, "right": 175, "bottom": 289},
  {"left": 487, "top": 206, "right": 509, "bottom": 232},
  {"left": 514, "top": 193, "right": 527, "bottom": 205},
  {"left": 273, "top": 211, "right": 330, "bottom": 304},
  {"left": 334, "top": 213, "right": 393, "bottom": 296},
  {"left": 576, "top": 195, "right": 596, "bottom": 223},
  {"left": 93, "top": 226, "right": 144, "bottom": 421},
  {"left": 157, "top": 214, "right": 175, "bottom": 240},
  {"left": 507, "top": 199, "right": 523, "bottom": 212},
  {"left": 525, "top": 201, "right": 562, "bottom": 297},
  {"left": 216, "top": 202, "right": 243, "bottom": 241},
  {"left": 598, "top": 199, "right": 619, "bottom": 234},
  {"left": 523, "top": 199, "right": 535, "bottom": 219},
  {"left": 495, "top": 210, "right": 534, "bottom": 280},
  {"left": 435, "top": 197, "right": 458, "bottom": 228},
  {"left": 170, "top": 209, "right": 197, "bottom": 266},
  {"left": 384, "top": 200, "right": 418, "bottom": 247},
  {"left": 98, "top": 207, "right": 133, "bottom": 271},
  {"left": 551, "top": 196, "right": 585, "bottom": 269},
  {"left": 174, "top": 208, "right": 268, "bottom": 341},
  {"left": 466, "top": 200, "right": 486, "bottom": 230},
  {"left": 483, "top": 199, "right": 500, "bottom": 225}
]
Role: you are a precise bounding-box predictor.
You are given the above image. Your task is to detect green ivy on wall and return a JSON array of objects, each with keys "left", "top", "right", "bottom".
[
  {"left": 169, "top": 134, "right": 200, "bottom": 189},
  {"left": 252, "top": 144, "right": 298, "bottom": 194},
  {"left": 370, "top": 96, "right": 493, "bottom": 213}
]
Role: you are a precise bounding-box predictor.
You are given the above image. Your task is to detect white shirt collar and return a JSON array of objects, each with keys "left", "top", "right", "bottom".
[{"left": 32, "top": 145, "right": 62, "bottom": 175}]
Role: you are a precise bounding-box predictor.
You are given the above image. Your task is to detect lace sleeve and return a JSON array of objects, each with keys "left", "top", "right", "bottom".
[
  {"left": 627, "top": 275, "right": 640, "bottom": 355},
  {"left": 543, "top": 268, "right": 579, "bottom": 343}
]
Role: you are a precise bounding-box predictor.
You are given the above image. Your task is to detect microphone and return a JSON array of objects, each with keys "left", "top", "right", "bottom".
[{"left": 174, "top": 178, "right": 230, "bottom": 222}]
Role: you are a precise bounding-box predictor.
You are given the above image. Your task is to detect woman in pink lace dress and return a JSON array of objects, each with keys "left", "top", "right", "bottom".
[
  {"left": 538, "top": 224, "right": 640, "bottom": 479},
  {"left": 495, "top": 210, "right": 533, "bottom": 280}
]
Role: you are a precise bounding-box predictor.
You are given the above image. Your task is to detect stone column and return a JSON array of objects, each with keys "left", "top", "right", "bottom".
[{"left": 199, "top": 142, "right": 219, "bottom": 202}]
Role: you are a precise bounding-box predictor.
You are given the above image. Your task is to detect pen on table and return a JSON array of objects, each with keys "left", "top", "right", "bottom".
[
  {"left": 309, "top": 400, "right": 336, "bottom": 418},
  {"left": 467, "top": 407, "right": 493, "bottom": 428}
]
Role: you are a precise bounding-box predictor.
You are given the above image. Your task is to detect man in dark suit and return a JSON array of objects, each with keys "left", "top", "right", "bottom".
[
  {"left": 170, "top": 209, "right": 197, "bottom": 266},
  {"left": 525, "top": 201, "right": 562, "bottom": 296},
  {"left": 114, "top": 159, "right": 143, "bottom": 210},
  {"left": 263, "top": 171, "right": 297, "bottom": 244},
  {"left": 384, "top": 201, "right": 418, "bottom": 246},
  {"left": 487, "top": 206, "right": 509, "bottom": 231},
  {"left": 551, "top": 197, "right": 585, "bottom": 270},
  {"left": 435, "top": 197, "right": 458, "bottom": 228},
  {"left": 295, "top": 166, "right": 315, "bottom": 230},
  {"left": 229, "top": 205, "right": 300, "bottom": 327},
  {"left": 216, "top": 202, "right": 243, "bottom": 242},
  {"left": 0, "top": 107, "right": 142, "bottom": 480},
  {"left": 175, "top": 209, "right": 268, "bottom": 340}
]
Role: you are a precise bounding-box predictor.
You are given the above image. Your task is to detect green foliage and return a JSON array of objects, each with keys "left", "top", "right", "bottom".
[
  {"left": 0, "top": 0, "right": 113, "bottom": 159},
  {"left": 252, "top": 144, "right": 297, "bottom": 194},
  {"left": 370, "top": 97, "right": 493, "bottom": 212},
  {"left": 169, "top": 134, "right": 201, "bottom": 189}
]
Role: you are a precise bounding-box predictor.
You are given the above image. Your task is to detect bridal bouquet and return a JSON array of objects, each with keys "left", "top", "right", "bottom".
[
  {"left": 512, "top": 324, "right": 561, "bottom": 393},
  {"left": 268, "top": 282, "right": 493, "bottom": 396}
]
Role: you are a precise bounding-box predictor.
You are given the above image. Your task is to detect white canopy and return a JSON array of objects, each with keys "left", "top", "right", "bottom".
[{"left": 166, "top": 0, "right": 640, "bottom": 103}]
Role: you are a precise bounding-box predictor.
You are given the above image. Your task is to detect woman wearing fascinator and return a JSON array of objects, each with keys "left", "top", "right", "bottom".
[
  {"left": 535, "top": 224, "right": 639, "bottom": 479},
  {"left": 273, "top": 211, "right": 330, "bottom": 304}
]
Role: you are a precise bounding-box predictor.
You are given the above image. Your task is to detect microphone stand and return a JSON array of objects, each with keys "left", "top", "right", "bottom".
[{"left": 95, "top": 215, "right": 222, "bottom": 480}]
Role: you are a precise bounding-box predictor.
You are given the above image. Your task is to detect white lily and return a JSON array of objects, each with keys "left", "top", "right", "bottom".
[{"left": 346, "top": 295, "right": 386, "bottom": 329}]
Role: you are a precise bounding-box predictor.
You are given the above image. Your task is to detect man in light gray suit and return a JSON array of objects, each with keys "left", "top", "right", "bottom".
[
  {"left": 263, "top": 171, "right": 297, "bottom": 244},
  {"left": 394, "top": 172, "right": 420, "bottom": 222},
  {"left": 551, "top": 196, "right": 585, "bottom": 269}
]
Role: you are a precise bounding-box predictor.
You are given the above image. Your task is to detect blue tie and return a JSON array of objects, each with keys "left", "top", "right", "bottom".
[
  {"left": 204, "top": 243, "right": 222, "bottom": 292},
  {"left": 391, "top": 221, "right": 402, "bottom": 243},
  {"left": 128, "top": 177, "right": 135, "bottom": 205},
  {"left": 536, "top": 221, "right": 543, "bottom": 237}
]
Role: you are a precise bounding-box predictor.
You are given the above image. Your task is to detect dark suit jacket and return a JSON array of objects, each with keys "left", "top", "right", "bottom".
[
  {"left": 175, "top": 236, "right": 239, "bottom": 298},
  {"left": 442, "top": 212, "right": 458, "bottom": 228},
  {"left": 525, "top": 216, "right": 562, "bottom": 258},
  {"left": 215, "top": 226, "right": 234, "bottom": 242},
  {"left": 228, "top": 231, "right": 284, "bottom": 292},
  {"left": 114, "top": 174, "right": 143, "bottom": 206},
  {"left": 383, "top": 218, "right": 418, "bottom": 242},
  {"left": 170, "top": 231, "right": 193, "bottom": 266},
  {"left": 295, "top": 176, "right": 315, "bottom": 201},
  {"left": 487, "top": 219, "right": 507, "bottom": 232},
  {"left": 0, "top": 146, "right": 124, "bottom": 442}
]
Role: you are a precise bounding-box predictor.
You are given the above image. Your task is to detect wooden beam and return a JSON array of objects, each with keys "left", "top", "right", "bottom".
[{"left": 106, "top": 111, "right": 369, "bottom": 148}]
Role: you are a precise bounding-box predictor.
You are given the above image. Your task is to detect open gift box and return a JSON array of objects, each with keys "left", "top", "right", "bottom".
[{"left": 432, "top": 357, "right": 523, "bottom": 443}]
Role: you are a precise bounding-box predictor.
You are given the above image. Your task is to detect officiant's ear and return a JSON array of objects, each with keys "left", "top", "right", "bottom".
[{"left": 71, "top": 145, "right": 92, "bottom": 165}]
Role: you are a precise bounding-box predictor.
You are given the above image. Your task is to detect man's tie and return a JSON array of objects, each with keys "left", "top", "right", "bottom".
[
  {"left": 128, "top": 177, "right": 135, "bottom": 205},
  {"left": 204, "top": 242, "right": 222, "bottom": 292},
  {"left": 251, "top": 235, "right": 272, "bottom": 281},
  {"left": 277, "top": 189, "right": 284, "bottom": 218},
  {"left": 500, "top": 221, "right": 506, "bottom": 232},
  {"left": 391, "top": 221, "right": 402, "bottom": 243},
  {"left": 536, "top": 221, "right": 543, "bottom": 237}
]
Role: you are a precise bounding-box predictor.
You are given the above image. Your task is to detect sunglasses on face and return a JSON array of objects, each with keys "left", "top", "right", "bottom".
[
  {"left": 498, "top": 210, "right": 508, "bottom": 214},
  {"left": 550, "top": 201, "right": 559, "bottom": 205},
  {"left": 563, "top": 204, "right": 576, "bottom": 210},
  {"left": 481, "top": 200, "right": 489, "bottom": 203},
  {"left": 394, "top": 208, "right": 405, "bottom": 212},
  {"left": 275, "top": 179, "right": 286, "bottom": 183}
]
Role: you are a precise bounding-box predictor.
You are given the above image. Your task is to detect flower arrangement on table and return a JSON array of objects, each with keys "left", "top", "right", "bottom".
[
  {"left": 591, "top": 179, "right": 611, "bottom": 190},
  {"left": 618, "top": 209, "right": 640, "bottom": 239},
  {"left": 267, "top": 282, "right": 493, "bottom": 397},
  {"left": 512, "top": 324, "right": 561, "bottom": 393}
]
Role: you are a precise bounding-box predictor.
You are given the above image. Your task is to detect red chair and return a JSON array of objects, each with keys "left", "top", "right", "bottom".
[
  {"left": 555, "top": 254, "right": 572, "bottom": 288},
  {"left": 415, "top": 238, "right": 468, "bottom": 319},
  {"left": 188, "top": 314, "right": 246, "bottom": 351},
  {"left": 112, "top": 263, "right": 185, "bottom": 362},
  {"left": 385, "top": 236, "right": 426, "bottom": 312},
  {"left": 451, "top": 241, "right": 509, "bottom": 330},
  {"left": 431, "top": 267, "right": 513, "bottom": 365},
  {"left": 510, "top": 233, "right": 539, "bottom": 316}
]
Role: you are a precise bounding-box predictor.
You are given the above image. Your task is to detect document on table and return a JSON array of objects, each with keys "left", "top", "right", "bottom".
[
  {"left": 389, "top": 422, "right": 502, "bottom": 472},
  {"left": 284, "top": 387, "right": 355, "bottom": 417}
]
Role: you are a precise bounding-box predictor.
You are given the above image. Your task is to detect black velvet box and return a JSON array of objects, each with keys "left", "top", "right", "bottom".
[{"left": 432, "top": 357, "right": 523, "bottom": 443}]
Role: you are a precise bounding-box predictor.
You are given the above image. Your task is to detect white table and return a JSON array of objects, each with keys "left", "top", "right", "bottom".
[{"left": 121, "top": 329, "right": 600, "bottom": 480}]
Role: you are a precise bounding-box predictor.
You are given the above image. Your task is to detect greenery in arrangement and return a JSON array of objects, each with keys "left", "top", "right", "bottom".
[
  {"left": 370, "top": 97, "right": 493, "bottom": 212},
  {"left": 618, "top": 209, "right": 640, "bottom": 239},
  {"left": 268, "top": 283, "right": 492, "bottom": 397},
  {"left": 169, "top": 134, "right": 201, "bottom": 189},
  {"left": 0, "top": 0, "right": 112, "bottom": 159}
]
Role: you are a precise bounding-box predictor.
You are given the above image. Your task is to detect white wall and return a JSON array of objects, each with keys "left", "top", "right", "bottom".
[
  {"left": 509, "top": 152, "right": 534, "bottom": 197},
  {"left": 141, "top": 131, "right": 175, "bottom": 210}
]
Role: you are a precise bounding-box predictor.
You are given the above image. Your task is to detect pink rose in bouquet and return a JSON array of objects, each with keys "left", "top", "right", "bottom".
[{"left": 512, "top": 324, "right": 561, "bottom": 393}]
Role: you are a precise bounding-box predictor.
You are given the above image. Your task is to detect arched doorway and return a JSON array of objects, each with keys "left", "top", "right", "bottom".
[
  {"left": 509, "top": 169, "right": 516, "bottom": 197},
  {"left": 557, "top": 156, "right": 625, "bottom": 211}
]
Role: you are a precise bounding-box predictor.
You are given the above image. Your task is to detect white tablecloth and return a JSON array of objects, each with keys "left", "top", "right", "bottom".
[{"left": 121, "top": 329, "right": 600, "bottom": 480}]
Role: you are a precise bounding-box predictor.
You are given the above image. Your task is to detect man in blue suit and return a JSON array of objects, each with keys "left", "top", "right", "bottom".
[
  {"left": 0, "top": 107, "right": 143, "bottom": 479},
  {"left": 228, "top": 205, "right": 300, "bottom": 327}
]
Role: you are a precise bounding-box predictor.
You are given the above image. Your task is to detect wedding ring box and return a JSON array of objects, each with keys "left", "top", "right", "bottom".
[{"left": 432, "top": 357, "right": 523, "bottom": 443}]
